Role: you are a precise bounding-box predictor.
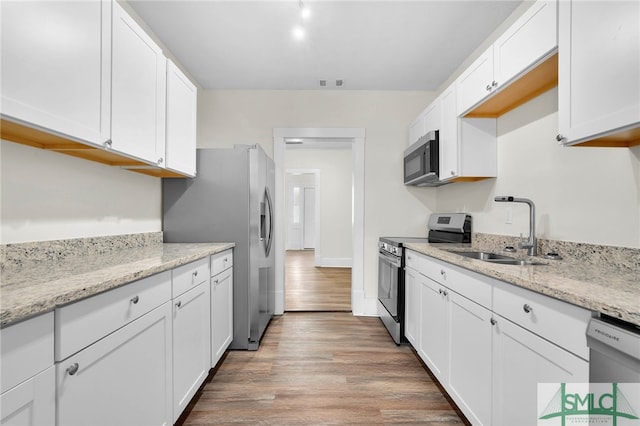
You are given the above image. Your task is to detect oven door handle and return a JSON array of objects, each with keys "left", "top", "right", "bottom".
[{"left": 378, "top": 251, "right": 401, "bottom": 268}]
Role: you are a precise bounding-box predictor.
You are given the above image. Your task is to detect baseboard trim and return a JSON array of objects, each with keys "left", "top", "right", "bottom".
[{"left": 315, "top": 256, "right": 352, "bottom": 268}]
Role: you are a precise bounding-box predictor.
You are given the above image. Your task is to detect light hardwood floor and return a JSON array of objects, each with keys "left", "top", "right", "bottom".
[
  {"left": 179, "top": 312, "right": 466, "bottom": 425},
  {"left": 285, "top": 250, "right": 351, "bottom": 312}
]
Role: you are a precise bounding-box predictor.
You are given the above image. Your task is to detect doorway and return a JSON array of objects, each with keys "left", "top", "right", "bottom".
[{"left": 273, "top": 128, "right": 366, "bottom": 316}]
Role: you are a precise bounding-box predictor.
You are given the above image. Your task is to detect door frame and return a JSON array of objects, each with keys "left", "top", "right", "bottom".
[{"left": 273, "top": 128, "right": 366, "bottom": 316}]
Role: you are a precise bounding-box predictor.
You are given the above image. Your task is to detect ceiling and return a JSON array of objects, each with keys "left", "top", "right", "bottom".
[{"left": 129, "top": 0, "right": 524, "bottom": 91}]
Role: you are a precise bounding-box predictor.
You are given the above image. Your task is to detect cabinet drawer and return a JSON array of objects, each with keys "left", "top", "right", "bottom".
[
  {"left": 405, "top": 250, "right": 419, "bottom": 270},
  {"left": 211, "top": 250, "right": 233, "bottom": 277},
  {"left": 172, "top": 257, "right": 209, "bottom": 298},
  {"left": 1, "top": 312, "right": 54, "bottom": 393},
  {"left": 55, "top": 271, "right": 171, "bottom": 361},
  {"left": 493, "top": 280, "right": 592, "bottom": 360},
  {"left": 420, "top": 256, "right": 492, "bottom": 309}
]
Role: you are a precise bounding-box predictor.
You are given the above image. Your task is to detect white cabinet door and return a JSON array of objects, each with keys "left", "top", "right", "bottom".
[
  {"left": 403, "top": 267, "right": 420, "bottom": 347},
  {"left": 211, "top": 268, "right": 233, "bottom": 367},
  {"left": 111, "top": 1, "right": 166, "bottom": 165},
  {"left": 408, "top": 114, "right": 425, "bottom": 147},
  {"left": 0, "top": 367, "right": 55, "bottom": 426},
  {"left": 491, "top": 316, "right": 589, "bottom": 426},
  {"left": 173, "top": 282, "right": 211, "bottom": 422},
  {"left": 448, "top": 292, "right": 493, "bottom": 426},
  {"left": 494, "top": 1, "right": 557, "bottom": 88},
  {"left": 423, "top": 99, "right": 442, "bottom": 134},
  {"left": 457, "top": 48, "right": 494, "bottom": 116},
  {"left": 418, "top": 276, "right": 448, "bottom": 381},
  {"left": 558, "top": 0, "right": 640, "bottom": 145},
  {"left": 0, "top": 0, "right": 110, "bottom": 146},
  {"left": 439, "top": 83, "right": 459, "bottom": 180},
  {"left": 57, "top": 302, "right": 173, "bottom": 426},
  {"left": 165, "top": 60, "right": 197, "bottom": 176}
]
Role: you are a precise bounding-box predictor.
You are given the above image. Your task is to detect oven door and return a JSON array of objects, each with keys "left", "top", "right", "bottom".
[{"left": 378, "top": 250, "right": 401, "bottom": 319}]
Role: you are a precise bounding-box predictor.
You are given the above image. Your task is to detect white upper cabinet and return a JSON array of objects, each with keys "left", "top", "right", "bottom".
[
  {"left": 457, "top": 0, "right": 557, "bottom": 117},
  {"left": 457, "top": 48, "right": 495, "bottom": 116},
  {"left": 557, "top": 0, "right": 640, "bottom": 147},
  {"left": 438, "top": 83, "right": 497, "bottom": 184},
  {"left": 110, "top": 1, "right": 167, "bottom": 166},
  {"left": 423, "top": 100, "right": 442, "bottom": 135},
  {"left": 493, "top": 1, "right": 557, "bottom": 90},
  {"left": 165, "top": 60, "right": 198, "bottom": 176},
  {"left": 0, "top": 0, "right": 111, "bottom": 146},
  {"left": 408, "top": 111, "right": 426, "bottom": 147}
]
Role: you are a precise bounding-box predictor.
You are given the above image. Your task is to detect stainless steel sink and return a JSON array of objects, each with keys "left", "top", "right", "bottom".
[
  {"left": 449, "top": 251, "right": 515, "bottom": 261},
  {"left": 485, "top": 259, "right": 547, "bottom": 266},
  {"left": 449, "top": 251, "right": 547, "bottom": 266}
]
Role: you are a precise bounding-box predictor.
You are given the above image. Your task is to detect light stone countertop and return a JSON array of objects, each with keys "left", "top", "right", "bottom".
[
  {"left": 404, "top": 242, "right": 639, "bottom": 327},
  {"left": 0, "top": 242, "right": 234, "bottom": 327}
]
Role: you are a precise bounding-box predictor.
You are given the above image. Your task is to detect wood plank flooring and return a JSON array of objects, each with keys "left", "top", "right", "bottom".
[
  {"left": 179, "top": 312, "right": 466, "bottom": 425},
  {"left": 285, "top": 250, "right": 351, "bottom": 312}
]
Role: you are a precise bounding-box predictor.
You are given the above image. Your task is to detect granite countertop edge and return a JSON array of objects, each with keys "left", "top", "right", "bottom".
[
  {"left": 403, "top": 242, "right": 639, "bottom": 327},
  {"left": 0, "top": 242, "right": 235, "bottom": 327}
]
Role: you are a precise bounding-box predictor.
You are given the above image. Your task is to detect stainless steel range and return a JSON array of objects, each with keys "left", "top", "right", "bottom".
[{"left": 377, "top": 213, "right": 472, "bottom": 344}]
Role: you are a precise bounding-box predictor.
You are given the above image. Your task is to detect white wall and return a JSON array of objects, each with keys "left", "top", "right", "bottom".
[
  {"left": 0, "top": 140, "right": 161, "bottom": 244},
  {"left": 285, "top": 149, "right": 353, "bottom": 263},
  {"left": 198, "top": 89, "right": 435, "bottom": 297},
  {"left": 436, "top": 88, "right": 640, "bottom": 248}
]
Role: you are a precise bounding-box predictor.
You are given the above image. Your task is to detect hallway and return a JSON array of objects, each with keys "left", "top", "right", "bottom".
[
  {"left": 285, "top": 250, "right": 351, "bottom": 312},
  {"left": 179, "top": 312, "right": 466, "bottom": 425}
]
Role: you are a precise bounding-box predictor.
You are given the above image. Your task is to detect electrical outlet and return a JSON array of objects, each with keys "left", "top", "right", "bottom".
[{"left": 506, "top": 208, "right": 513, "bottom": 224}]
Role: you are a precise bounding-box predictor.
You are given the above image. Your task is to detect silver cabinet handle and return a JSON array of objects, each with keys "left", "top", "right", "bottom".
[
  {"left": 130, "top": 295, "right": 139, "bottom": 304},
  {"left": 523, "top": 304, "right": 532, "bottom": 313},
  {"left": 440, "top": 269, "right": 447, "bottom": 279},
  {"left": 213, "top": 278, "right": 220, "bottom": 286},
  {"left": 438, "top": 288, "right": 448, "bottom": 297},
  {"left": 157, "top": 157, "right": 164, "bottom": 165},
  {"left": 490, "top": 318, "right": 497, "bottom": 326},
  {"left": 175, "top": 300, "right": 182, "bottom": 309},
  {"left": 486, "top": 84, "right": 492, "bottom": 91},
  {"left": 492, "top": 80, "right": 498, "bottom": 88},
  {"left": 450, "top": 170, "right": 455, "bottom": 176},
  {"left": 104, "top": 140, "right": 112, "bottom": 148},
  {"left": 66, "top": 363, "right": 79, "bottom": 376},
  {"left": 556, "top": 134, "right": 565, "bottom": 143},
  {"left": 193, "top": 270, "right": 198, "bottom": 277}
]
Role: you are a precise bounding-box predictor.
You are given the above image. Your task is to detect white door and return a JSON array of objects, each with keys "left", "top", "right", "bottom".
[
  {"left": 303, "top": 187, "right": 316, "bottom": 249},
  {"left": 286, "top": 183, "right": 303, "bottom": 250}
]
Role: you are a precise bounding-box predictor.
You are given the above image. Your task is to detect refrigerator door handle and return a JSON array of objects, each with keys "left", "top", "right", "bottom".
[{"left": 264, "top": 186, "right": 274, "bottom": 256}]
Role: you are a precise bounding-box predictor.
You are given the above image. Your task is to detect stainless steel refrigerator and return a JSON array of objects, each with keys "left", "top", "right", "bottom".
[{"left": 162, "top": 145, "right": 275, "bottom": 350}]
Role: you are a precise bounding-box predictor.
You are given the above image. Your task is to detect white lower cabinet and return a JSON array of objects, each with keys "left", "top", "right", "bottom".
[
  {"left": 418, "top": 276, "right": 448, "bottom": 381},
  {"left": 56, "top": 302, "right": 173, "bottom": 426},
  {"left": 403, "top": 266, "right": 420, "bottom": 347},
  {"left": 492, "top": 315, "right": 589, "bottom": 426},
  {"left": 448, "top": 291, "right": 492, "bottom": 426},
  {"left": 210, "top": 250, "right": 234, "bottom": 368},
  {"left": 172, "top": 282, "right": 211, "bottom": 422},
  {"left": 404, "top": 249, "right": 592, "bottom": 425},
  {"left": 0, "top": 367, "right": 55, "bottom": 426},
  {"left": 0, "top": 312, "right": 55, "bottom": 426}
]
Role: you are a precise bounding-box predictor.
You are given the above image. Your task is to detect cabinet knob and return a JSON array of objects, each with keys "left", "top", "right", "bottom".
[
  {"left": 130, "top": 295, "right": 139, "bottom": 304},
  {"left": 440, "top": 269, "right": 446, "bottom": 279},
  {"left": 492, "top": 80, "right": 498, "bottom": 88},
  {"left": 175, "top": 300, "right": 182, "bottom": 309},
  {"left": 486, "top": 84, "right": 492, "bottom": 91},
  {"left": 523, "top": 304, "right": 532, "bottom": 313},
  {"left": 104, "top": 140, "right": 112, "bottom": 148},
  {"left": 450, "top": 170, "right": 455, "bottom": 176},
  {"left": 66, "top": 363, "right": 79, "bottom": 376},
  {"left": 214, "top": 278, "right": 219, "bottom": 286},
  {"left": 193, "top": 270, "right": 198, "bottom": 277},
  {"left": 490, "top": 318, "right": 497, "bottom": 326},
  {"left": 157, "top": 157, "right": 164, "bottom": 165}
]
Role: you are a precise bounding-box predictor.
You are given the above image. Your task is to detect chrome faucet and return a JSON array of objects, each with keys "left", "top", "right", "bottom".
[{"left": 494, "top": 196, "right": 537, "bottom": 256}]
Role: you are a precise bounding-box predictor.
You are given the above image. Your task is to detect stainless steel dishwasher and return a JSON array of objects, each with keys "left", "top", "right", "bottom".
[{"left": 586, "top": 315, "right": 640, "bottom": 382}]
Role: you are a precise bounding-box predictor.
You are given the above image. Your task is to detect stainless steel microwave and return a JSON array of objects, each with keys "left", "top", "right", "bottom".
[{"left": 404, "top": 130, "right": 439, "bottom": 186}]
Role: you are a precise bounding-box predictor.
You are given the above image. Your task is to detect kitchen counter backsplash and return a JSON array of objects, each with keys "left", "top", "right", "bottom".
[
  {"left": 1, "top": 232, "right": 164, "bottom": 271},
  {"left": 473, "top": 233, "right": 640, "bottom": 273}
]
